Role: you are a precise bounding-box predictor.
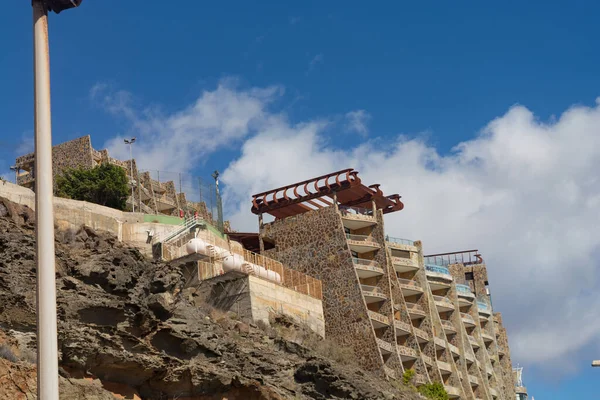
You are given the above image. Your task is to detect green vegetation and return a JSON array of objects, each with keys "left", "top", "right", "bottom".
[
  {"left": 402, "top": 368, "right": 415, "bottom": 385},
  {"left": 55, "top": 163, "right": 129, "bottom": 210},
  {"left": 418, "top": 382, "right": 449, "bottom": 400}
]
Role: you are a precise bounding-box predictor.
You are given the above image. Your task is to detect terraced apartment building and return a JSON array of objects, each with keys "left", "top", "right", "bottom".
[
  {"left": 13, "top": 135, "right": 218, "bottom": 223},
  {"left": 251, "top": 168, "right": 516, "bottom": 399}
]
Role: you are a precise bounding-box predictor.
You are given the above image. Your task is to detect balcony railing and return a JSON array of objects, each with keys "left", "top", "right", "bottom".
[
  {"left": 461, "top": 312, "right": 475, "bottom": 325},
  {"left": 440, "top": 319, "right": 456, "bottom": 331},
  {"left": 448, "top": 342, "right": 460, "bottom": 355},
  {"left": 346, "top": 234, "right": 379, "bottom": 245},
  {"left": 397, "top": 344, "right": 418, "bottom": 358},
  {"left": 468, "top": 335, "right": 479, "bottom": 347},
  {"left": 367, "top": 310, "right": 390, "bottom": 326},
  {"left": 425, "top": 264, "right": 452, "bottom": 279},
  {"left": 433, "top": 295, "right": 454, "bottom": 307},
  {"left": 339, "top": 205, "right": 374, "bottom": 217},
  {"left": 421, "top": 354, "right": 433, "bottom": 365},
  {"left": 477, "top": 301, "right": 491, "bottom": 314},
  {"left": 376, "top": 338, "right": 394, "bottom": 353},
  {"left": 353, "top": 257, "right": 380, "bottom": 268},
  {"left": 397, "top": 278, "right": 422, "bottom": 289},
  {"left": 456, "top": 283, "right": 474, "bottom": 297},
  {"left": 361, "top": 284, "right": 386, "bottom": 297},
  {"left": 413, "top": 326, "right": 430, "bottom": 342},
  {"left": 437, "top": 360, "right": 452, "bottom": 373},
  {"left": 385, "top": 236, "right": 415, "bottom": 246},
  {"left": 394, "top": 319, "right": 411, "bottom": 334},
  {"left": 469, "top": 374, "right": 479, "bottom": 386},
  {"left": 434, "top": 336, "right": 446, "bottom": 348},
  {"left": 405, "top": 302, "right": 426, "bottom": 315}
]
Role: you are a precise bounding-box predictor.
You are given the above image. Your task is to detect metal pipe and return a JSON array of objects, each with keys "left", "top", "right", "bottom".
[{"left": 33, "top": 1, "right": 60, "bottom": 398}]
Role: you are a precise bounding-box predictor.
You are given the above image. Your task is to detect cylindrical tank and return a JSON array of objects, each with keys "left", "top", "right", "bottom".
[
  {"left": 186, "top": 238, "right": 208, "bottom": 255},
  {"left": 184, "top": 238, "right": 282, "bottom": 283}
]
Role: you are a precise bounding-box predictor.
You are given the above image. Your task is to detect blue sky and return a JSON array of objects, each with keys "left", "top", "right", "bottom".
[{"left": 3, "top": 2, "right": 600, "bottom": 397}]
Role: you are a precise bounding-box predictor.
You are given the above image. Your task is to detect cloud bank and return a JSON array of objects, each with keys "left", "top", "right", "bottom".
[{"left": 95, "top": 81, "right": 600, "bottom": 374}]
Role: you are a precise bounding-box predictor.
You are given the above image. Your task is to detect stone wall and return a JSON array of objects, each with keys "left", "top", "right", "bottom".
[
  {"left": 261, "top": 206, "right": 385, "bottom": 375},
  {"left": 193, "top": 272, "right": 325, "bottom": 337}
]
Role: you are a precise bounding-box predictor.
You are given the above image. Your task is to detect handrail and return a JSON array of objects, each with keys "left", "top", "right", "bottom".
[
  {"left": 433, "top": 295, "right": 452, "bottom": 304},
  {"left": 405, "top": 302, "right": 424, "bottom": 312},
  {"left": 152, "top": 217, "right": 204, "bottom": 244},
  {"left": 425, "top": 264, "right": 451, "bottom": 275},
  {"left": 477, "top": 301, "right": 490, "bottom": 311},
  {"left": 352, "top": 257, "right": 380, "bottom": 268},
  {"left": 397, "top": 278, "right": 420, "bottom": 287},
  {"left": 361, "top": 284, "right": 385, "bottom": 295},
  {"left": 339, "top": 205, "right": 374, "bottom": 216},
  {"left": 385, "top": 236, "right": 415, "bottom": 246},
  {"left": 456, "top": 283, "right": 474, "bottom": 295},
  {"left": 346, "top": 233, "right": 377, "bottom": 242}
]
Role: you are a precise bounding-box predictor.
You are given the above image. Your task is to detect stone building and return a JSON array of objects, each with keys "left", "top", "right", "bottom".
[
  {"left": 247, "top": 168, "right": 516, "bottom": 399},
  {"left": 14, "top": 135, "right": 219, "bottom": 223}
]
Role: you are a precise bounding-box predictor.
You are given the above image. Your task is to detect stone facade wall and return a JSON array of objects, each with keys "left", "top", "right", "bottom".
[
  {"left": 261, "top": 206, "right": 385, "bottom": 375},
  {"left": 192, "top": 272, "right": 325, "bottom": 337}
]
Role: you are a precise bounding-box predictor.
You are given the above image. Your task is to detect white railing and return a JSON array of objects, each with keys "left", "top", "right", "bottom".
[{"left": 152, "top": 217, "right": 204, "bottom": 244}]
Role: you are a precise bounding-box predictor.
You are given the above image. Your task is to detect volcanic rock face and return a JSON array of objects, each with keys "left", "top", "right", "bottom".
[{"left": 0, "top": 197, "right": 419, "bottom": 400}]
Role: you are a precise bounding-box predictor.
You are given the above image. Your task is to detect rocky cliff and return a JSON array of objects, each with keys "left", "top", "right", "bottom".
[{"left": 0, "top": 197, "right": 420, "bottom": 399}]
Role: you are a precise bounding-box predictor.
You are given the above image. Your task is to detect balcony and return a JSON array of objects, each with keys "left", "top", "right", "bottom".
[
  {"left": 481, "top": 331, "right": 494, "bottom": 344},
  {"left": 339, "top": 205, "right": 376, "bottom": 229},
  {"left": 391, "top": 256, "right": 419, "bottom": 273},
  {"left": 433, "top": 295, "right": 455, "bottom": 312},
  {"left": 441, "top": 319, "right": 457, "bottom": 335},
  {"left": 353, "top": 258, "right": 384, "bottom": 278},
  {"left": 464, "top": 351, "right": 475, "bottom": 364},
  {"left": 405, "top": 302, "right": 427, "bottom": 320},
  {"left": 414, "top": 326, "right": 430, "bottom": 343},
  {"left": 444, "top": 385, "right": 461, "bottom": 399},
  {"left": 346, "top": 234, "right": 380, "bottom": 253},
  {"left": 461, "top": 312, "right": 476, "bottom": 327},
  {"left": 486, "top": 365, "right": 493, "bottom": 376},
  {"left": 448, "top": 342, "right": 460, "bottom": 356},
  {"left": 361, "top": 284, "right": 387, "bottom": 304},
  {"left": 367, "top": 310, "right": 390, "bottom": 329},
  {"left": 497, "top": 345, "right": 506, "bottom": 355},
  {"left": 386, "top": 236, "right": 417, "bottom": 252},
  {"left": 489, "top": 387, "right": 499, "bottom": 398},
  {"left": 425, "top": 264, "right": 453, "bottom": 290},
  {"left": 422, "top": 354, "right": 434, "bottom": 366},
  {"left": 468, "top": 335, "right": 480, "bottom": 349},
  {"left": 456, "top": 283, "right": 475, "bottom": 305},
  {"left": 477, "top": 301, "right": 492, "bottom": 316},
  {"left": 468, "top": 374, "right": 479, "bottom": 386},
  {"left": 434, "top": 336, "right": 446, "bottom": 350},
  {"left": 397, "top": 278, "right": 424, "bottom": 296},
  {"left": 394, "top": 319, "right": 411, "bottom": 336},
  {"left": 397, "top": 344, "right": 418, "bottom": 361},
  {"left": 414, "top": 373, "right": 427, "bottom": 385},
  {"left": 376, "top": 338, "right": 394, "bottom": 355},
  {"left": 437, "top": 359, "right": 452, "bottom": 374},
  {"left": 150, "top": 179, "right": 167, "bottom": 194}
]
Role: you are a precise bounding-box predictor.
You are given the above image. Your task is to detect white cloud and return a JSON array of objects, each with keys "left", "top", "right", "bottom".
[
  {"left": 91, "top": 80, "right": 283, "bottom": 173},
  {"left": 307, "top": 53, "right": 324, "bottom": 73},
  {"left": 222, "top": 99, "right": 600, "bottom": 374},
  {"left": 97, "top": 80, "right": 600, "bottom": 375},
  {"left": 345, "top": 109, "right": 371, "bottom": 137}
]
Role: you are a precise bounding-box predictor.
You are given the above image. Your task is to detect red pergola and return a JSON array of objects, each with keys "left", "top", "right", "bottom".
[{"left": 250, "top": 168, "right": 404, "bottom": 219}]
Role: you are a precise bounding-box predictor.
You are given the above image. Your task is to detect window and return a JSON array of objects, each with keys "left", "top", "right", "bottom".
[{"left": 465, "top": 272, "right": 474, "bottom": 281}]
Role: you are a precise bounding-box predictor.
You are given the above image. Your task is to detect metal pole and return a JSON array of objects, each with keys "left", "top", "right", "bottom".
[
  {"left": 137, "top": 170, "right": 142, "bottom": 213},
  {"left": 33, "top": 1, "right": 59, "bottom": 398},
  {"left": 129, "top": 143, "right": 135, "bottom": 212}
]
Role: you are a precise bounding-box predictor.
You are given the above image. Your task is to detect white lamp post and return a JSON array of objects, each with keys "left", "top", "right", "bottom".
[{"left": 32, "top": 1, "right": 84, "bottom": 399}]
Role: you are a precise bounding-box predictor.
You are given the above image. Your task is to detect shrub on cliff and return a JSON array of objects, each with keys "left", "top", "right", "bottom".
[
  {"left": 418, "top": 382, "right": 448, "bottom": 400},
  {"left": 56, "top": 163, "right": 129, "bottom": 210}
]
